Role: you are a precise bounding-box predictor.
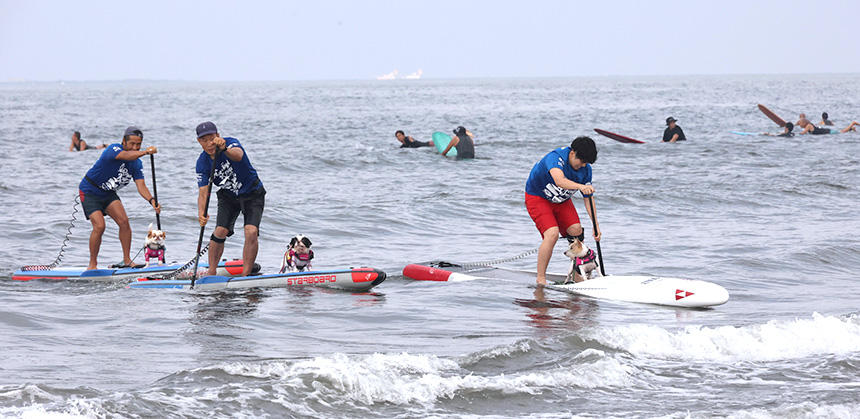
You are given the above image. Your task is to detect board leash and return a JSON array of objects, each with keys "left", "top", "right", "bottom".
[
  {"left": 146, "top": 242, "right": 211, "bottom": 280},
  {"left": 454, "top": 247, "right": 539, "bottom": 270},
  {"left": 19, "top": 193, "right": 81, "bottom": 271}
]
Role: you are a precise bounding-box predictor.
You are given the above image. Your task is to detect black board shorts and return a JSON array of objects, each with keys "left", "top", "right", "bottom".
[
  {"left": 811, "top": 127, "right": 831, "bottom": 135},
  {"left": 79, "top": 190, "right": 120, "bottom": 220},
  {"left": 216, "top": 187, "right": 265, "bottom": 237}
]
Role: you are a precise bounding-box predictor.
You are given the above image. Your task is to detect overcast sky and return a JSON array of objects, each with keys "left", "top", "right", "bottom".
[{"left": 2, "top": 0, "right": 859, "bottom": 81}]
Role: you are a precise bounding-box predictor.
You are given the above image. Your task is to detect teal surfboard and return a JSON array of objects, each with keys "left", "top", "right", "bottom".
[{"left": 432, "top": 132, "right": 457, "bottom": 157}]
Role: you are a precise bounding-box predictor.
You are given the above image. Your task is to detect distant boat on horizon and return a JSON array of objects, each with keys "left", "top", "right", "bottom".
[
  {"left": 376, "top": 69, "right": 398, "bottom": 80},
  {"left": 403, "top": 69, "right": 423, "bottom": 80}
]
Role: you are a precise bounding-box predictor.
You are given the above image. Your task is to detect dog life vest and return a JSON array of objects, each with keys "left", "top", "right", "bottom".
[
  {"left": 575, "top": 249, "right": 597, "bottom": 268},
  {"left": 281, "top": 249, "right": 314, "bottom": 272}
]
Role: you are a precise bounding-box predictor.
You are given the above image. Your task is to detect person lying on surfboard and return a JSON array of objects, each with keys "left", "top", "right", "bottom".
[
  {"left": 395, "top": 130, "right": 433, "bottom": 148},
  {"left": 69, "top": 131, "right": 106, "bottom": 152},
  {"left": 441, "top": 126, "right": 475, "bottom": 159},
  {"left": 79, "top": 126, "right": 161, "bottom": 270},
  {"left": 763, "top": 122, "right": 795, "bottom": 137},
  {"left": 795, "top": 113, "right": 833, "bottom": 135},
  {"left": 524, "top": 136, "right": 601, "bottom": 285},
  {"left": 662, "top": 117, "right": 686, "bottom": 142}
]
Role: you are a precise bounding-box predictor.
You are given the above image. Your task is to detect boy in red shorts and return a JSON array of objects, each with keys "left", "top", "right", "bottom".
[{"left": 524, "top": 136, "right": 601, "bottom": 285}]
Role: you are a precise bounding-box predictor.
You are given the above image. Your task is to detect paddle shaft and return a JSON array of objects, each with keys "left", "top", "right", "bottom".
[
  {"left": 149, "top": 154, "right": 160, "bottom": 230},
  {"left": 191, "top": 152, "right": 219, "bottom": 287},
  {"left": 587, "top": 196, "right": 606, "bottom": 276}
]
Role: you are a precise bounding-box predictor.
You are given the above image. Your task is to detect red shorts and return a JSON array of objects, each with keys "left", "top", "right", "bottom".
[{"left": 525, "top": 193, "right": 581, "bottom": 236}]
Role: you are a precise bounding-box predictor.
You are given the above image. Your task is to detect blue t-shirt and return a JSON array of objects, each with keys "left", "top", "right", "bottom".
[
  {"left": 79, "top": 143, "right": 144, "bottom": 197},
  {"left": 196, "top": 137, "right": 262, "bottom": 197},
  {"left": 525, "top": 147, "right": 593, "bottom": 203}
]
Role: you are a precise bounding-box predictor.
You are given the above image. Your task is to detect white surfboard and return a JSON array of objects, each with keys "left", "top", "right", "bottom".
[{"left": 544, "top": 272, "right": 729, "bottom": 308}]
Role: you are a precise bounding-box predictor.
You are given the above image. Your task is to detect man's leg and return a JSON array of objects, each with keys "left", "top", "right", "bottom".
[
  {"left": 536, "top": 226, "right": 560, "bottom": 285},
  {"left": 87, "top": 211, "right": 106, "bottom": 270},
  {"left": 207, "top": 226, "right": 229, "bottom": 276},
  {"left": 242, "top": 225, "right": 259, "bottom": 276},
  {"left": 105, "top": 200, "right": 133, "bottom": 265},
  {"left": 565, "top": 223, "right": 584, "bottom": 240}
]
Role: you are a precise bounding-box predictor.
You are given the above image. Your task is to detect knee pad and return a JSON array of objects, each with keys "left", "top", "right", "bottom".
[
  {"left": 210, "top": 234, "right": 226, "bottom": 244},
  {"left": 566, "top": 231, "right": 585, "bottom": 243}
]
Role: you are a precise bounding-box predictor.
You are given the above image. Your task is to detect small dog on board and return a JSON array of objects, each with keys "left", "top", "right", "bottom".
[
  {"left": 562, "top": 237, "right": 599, "bottom": 284},
  {"left": 143, "top": 223, "right": 166, "bottom": 267},
  {"left": 279, "top": 234, "right": 314, "bottom": 273}
]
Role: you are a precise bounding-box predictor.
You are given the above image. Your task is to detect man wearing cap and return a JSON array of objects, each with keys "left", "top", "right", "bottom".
[
  {"left": 441, "top": 126, "right": 475, "bottom": 159},
  {"left": 195, "top": 121, "right": 265, "bottom": 277},
  {"left": 662, "top": 117, "right": 686, "bottom": 143},
  {"left": 78, "top": 126, "right": 160, "bottom": 270}
]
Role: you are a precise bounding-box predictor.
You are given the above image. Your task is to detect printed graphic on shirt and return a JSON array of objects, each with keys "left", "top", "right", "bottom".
[
  {"left": 543, "top": 183, "right": 575, "bottom": 203},
  {"left": 214, "top": 160, "right": 243, "bottom": 194},
  {"left": 100, "top": 163, "right": 133, "bottom": 192}
]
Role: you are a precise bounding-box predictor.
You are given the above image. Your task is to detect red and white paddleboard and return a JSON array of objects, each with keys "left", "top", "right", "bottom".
[{"left": 402, "top": 264, "right": 483, "bottom": 282}]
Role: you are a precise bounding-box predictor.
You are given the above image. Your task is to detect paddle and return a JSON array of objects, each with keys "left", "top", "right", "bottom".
[
  {"left": 191, "top": 151, "right": 219, "bottom": 288},
  {"left": 149, "top": 154, "right": 161, "bottom": 229},
  {"left": 587, "top": 196, "right": 606, "bottom": 276}
]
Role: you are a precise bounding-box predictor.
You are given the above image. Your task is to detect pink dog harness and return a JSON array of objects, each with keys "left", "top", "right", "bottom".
[
  {"left": 145, "top": 247, "right": 165, "bottom": 263},
  {"left": 575, "top": 249, "right": 597, "bottom": 268}
]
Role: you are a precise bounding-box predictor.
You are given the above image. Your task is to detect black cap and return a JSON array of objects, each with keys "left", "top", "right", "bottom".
[
  {"left": 196, "top": 121, "right": 218, "bottom": 138},
  {"left": 453, "top": 126, "right": 467, "bottom": 136},
  {"left": 124, "top": 126, "right": 143, "bottom": 138},
  {"left": 665, "top": 117, "right": 677, "bottom": 125}
]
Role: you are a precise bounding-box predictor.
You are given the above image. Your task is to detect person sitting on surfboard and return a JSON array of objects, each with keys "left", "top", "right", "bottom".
[
  {"left": 662, "top": 117, "right": 686, "bottom": 142},
  {"left": 395, "top": 130, "right": 433, "bottom": 148},
  {"left": 524, "top": 136, "right": 601, "bottom": 285},
  {"left": 441, "top": 126, "right": 475, "bottom": 159},
  {"left": 818, "top": 112, "right": 834, "bottom": 126},
  {"left": 78, "top": 126, "right": 161, "bottom": 270},
  {"left": 69, "top": 131, "right": 106, "bottom": 152},
  {"left": 763, "top": 122, "right": 795, "bottom": 137}
]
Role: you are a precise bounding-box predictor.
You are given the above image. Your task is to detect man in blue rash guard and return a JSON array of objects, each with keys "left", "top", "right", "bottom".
[
  {"left": 78, "top": 126, "right": 161, "bottom": 270},
  {"left": 195, "top": 122, "right": 265, "bottom": 277}
]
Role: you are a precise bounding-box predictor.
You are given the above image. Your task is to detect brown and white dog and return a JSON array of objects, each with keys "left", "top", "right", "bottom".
[
  {"left": 143, "top": 224, "right": 166, "bottom": 267},
  {"left": 563, "top": 238, "right": 599, "bottom": 284}
]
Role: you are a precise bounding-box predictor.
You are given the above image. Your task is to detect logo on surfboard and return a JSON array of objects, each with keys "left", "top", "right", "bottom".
[{"left": 675, "top": 289, "right": 694, "bottom": 300}]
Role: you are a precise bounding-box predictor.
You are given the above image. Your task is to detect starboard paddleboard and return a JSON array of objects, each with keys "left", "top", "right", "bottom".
[
  {"left": 432, "top": 132, "right": 457, "bottom": 157},
  {"left": 12, "top": 259, "right": 251, "bottom": 282},
  {"left": 129, "top": 267, "right": 386, "bottom": 292},
  {"left": 594, "top": 128, "right": 645, "bottom": 144}
]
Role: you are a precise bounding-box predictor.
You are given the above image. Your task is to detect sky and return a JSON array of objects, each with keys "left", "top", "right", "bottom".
[{"left": 2, "top": 0, "right": 859, "bottom": 81}]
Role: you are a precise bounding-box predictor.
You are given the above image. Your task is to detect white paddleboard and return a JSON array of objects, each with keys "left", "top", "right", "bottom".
[{"left": 544, "top": 272, "right": 729, "bottom": 308}]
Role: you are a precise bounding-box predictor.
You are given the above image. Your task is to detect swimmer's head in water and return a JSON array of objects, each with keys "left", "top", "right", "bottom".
[
  {"left": 822, "top": 112, "right": 829, "bottom": 120},
  {"left": 785, "top": 122, "right": 794, "bottom": 132}
]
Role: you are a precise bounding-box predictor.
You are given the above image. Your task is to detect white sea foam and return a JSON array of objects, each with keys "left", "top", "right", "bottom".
[
  {"left": 725, "top": 401, "right": 860, "bottom": 419},
  {"left": 217, "top": 350, "right": 643, "bottom": 406},
  {"left": 586, "top": 313, "right": 860, "bottom": 362}
]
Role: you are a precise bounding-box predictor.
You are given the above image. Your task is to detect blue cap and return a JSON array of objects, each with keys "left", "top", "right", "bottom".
[
  {"left": 124, "top": 126, "right": 143, "bottom": 138},
  {"left": 196, "top": 121, "right": 218, "bottom": 138}
]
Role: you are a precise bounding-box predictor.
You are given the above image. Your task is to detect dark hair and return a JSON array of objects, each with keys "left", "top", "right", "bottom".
[
  {"left": 822, "top": 112, "right": 829, "bottom": 120},
  {"left": 570, "top": 136, "right": 598, "bottom": 164},
  {"left": 73, "top": 131, "right": 81, "bottom": 140},
  {"left": 785, "top": 122, "right": 794, "bottom": 132},
  {"left": 395, "top": 130, "right": 405, "bottom": 136}
]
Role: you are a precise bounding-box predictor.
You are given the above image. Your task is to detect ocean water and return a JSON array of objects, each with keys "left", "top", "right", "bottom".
[{"left": 1, "top": 75, "right": 859, "bottom": 418}]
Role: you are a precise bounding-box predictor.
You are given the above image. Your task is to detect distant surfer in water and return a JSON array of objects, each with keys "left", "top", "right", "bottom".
[
  {"left": 662, "top": 117, "right": 686, "bottom": 142},
  {"left": 69, "top": 131, "right": 106, "bottom": 151},
  {"left": 796, "top": 113, "right": 831, "bottom": 135},
  {"left": 395, "top": 130, "right": 433, "bottom": 148},
  {"left": 79, "top": 127, "right": 161, "bottom": 270},
  {"left": 441, "top": 126, "right": 475, "bottom": 159},
  {"left": 195, "top": 121, "right": 265, "bottom": 277},
  {"left": 524, "top": 136, "right": 601, "bottom": 285},
  {"left": 763, "top": 122, "right": 795, "bottom": 137},
  {"left": 818, "top": 112, "right": 834, "bottom": 126}
]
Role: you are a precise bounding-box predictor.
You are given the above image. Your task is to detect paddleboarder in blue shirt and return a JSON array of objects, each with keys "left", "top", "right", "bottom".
[
  {"left": 525, "top": 136, "right": 601, "bottom": 285},
  {"left": 195, "top": 121, "right": 265, "bottom": 277},
  {"left": 78, "top": 126, "right": 161, "bottom": 270}
]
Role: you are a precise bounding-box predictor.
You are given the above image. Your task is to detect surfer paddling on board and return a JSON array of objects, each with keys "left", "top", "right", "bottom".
[
  {"left": 796, "top": 113, "right": 832, "bottom": 135},
  {"left": 441, "top": 126, "right": 475, "bottom": 159},
  {"left": 79, "top": 126, "right": 161, "bottom": 270},
  {"left": 69, "top": 131, "right": 106, "bottom": 152},
  {"left": 763, "top": 122, "right": 795, "bottom": 137},
  {"left": 195, "top": 122, "right": 266, "bottom": 277},
  {"left": 525, "top": 136, "right": 601, "bottom": 285},
  {"left": 395, "top": 130, "right": 433, "bottom": 148},
  {"left": 662, "top": 117, "right": 686, "bottom": 142}
]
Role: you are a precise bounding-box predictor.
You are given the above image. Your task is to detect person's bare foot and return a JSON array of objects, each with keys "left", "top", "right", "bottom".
[{"left": 536, "top": 277, "right": 547, "bottom": 286}]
